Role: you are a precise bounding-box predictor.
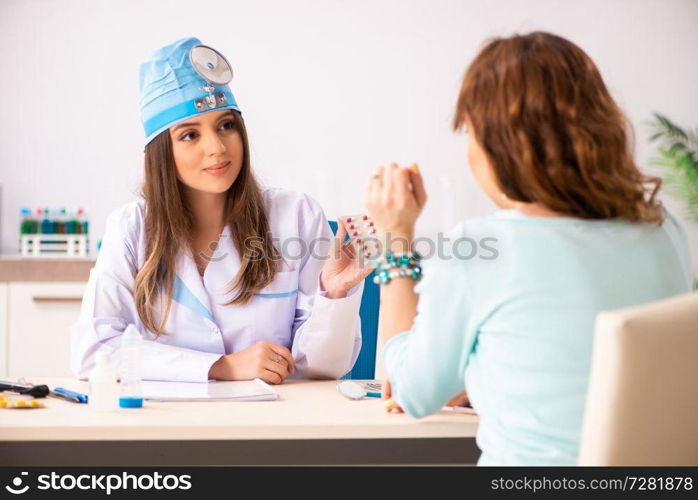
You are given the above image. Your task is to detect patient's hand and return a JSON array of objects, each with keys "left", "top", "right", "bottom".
[
  {"left": 382, "top": 380, "right": 470, "bottom": 414},
  {"left": 382, "top": 379, "right": 404, "bottom": 413},
  {"left": 445, "top": 390, "right": 469, "bottom": 408}
]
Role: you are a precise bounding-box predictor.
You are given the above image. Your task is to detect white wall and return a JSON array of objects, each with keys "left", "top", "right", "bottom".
[{"left": 1, "top": 0, "right": 697, "bottom": 274}]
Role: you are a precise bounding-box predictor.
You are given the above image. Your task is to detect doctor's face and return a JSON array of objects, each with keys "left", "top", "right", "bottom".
[{"left": 169, "top": 109, "right": 244, "bottom": 194}]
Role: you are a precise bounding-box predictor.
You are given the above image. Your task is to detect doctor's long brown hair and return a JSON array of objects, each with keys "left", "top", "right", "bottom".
[
  {"left": 454, "top": 31, "right": 663, "bottom": 222},
  {"left": 134, "top": 110, "right": 279, "bottom": 337}
]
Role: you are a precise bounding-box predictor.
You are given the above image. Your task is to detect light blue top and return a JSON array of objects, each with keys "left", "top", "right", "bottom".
[{"left": 383, "top": 209, "right": 693, "bottom": 466}]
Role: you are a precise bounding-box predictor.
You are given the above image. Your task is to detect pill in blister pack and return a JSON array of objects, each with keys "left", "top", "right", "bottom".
[
  {"left": 338, "top": 213, "right": 381, "bottom": 260},
  {"left": 0, "top": 393, "right": 44, "bottom": 409}
]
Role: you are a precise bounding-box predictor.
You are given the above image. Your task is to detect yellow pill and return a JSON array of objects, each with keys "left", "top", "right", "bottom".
[
  {"left": 16, "top": 400, "right": 26, "bottom": 407},
  {"left": 30, "top": 400, "right": 42, "bottom": 408},
  {"left": 0, "top": 401, "right": 7, "bottom": 408},
  {"left": 410, "top": 163, "right": 420, "bottom": 174}
]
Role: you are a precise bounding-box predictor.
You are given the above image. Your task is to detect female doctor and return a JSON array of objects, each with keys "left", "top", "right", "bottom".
[{"left": 71, "top": 37, "right": 370, "bottom": 384}]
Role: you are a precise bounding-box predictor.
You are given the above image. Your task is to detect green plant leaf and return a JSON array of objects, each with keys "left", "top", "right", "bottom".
[{"left": 648, "top": 112, "right": 698, "bottom": 223}]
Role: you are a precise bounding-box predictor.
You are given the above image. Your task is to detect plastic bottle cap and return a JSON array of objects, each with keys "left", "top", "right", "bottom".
[{"left": 119, "top": 397, "right": 143, "bottom": 408}]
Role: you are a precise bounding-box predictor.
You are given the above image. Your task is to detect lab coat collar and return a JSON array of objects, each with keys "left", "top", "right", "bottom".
[
  {"left": 173, "top": 248, "right": 215, "bottom": 324},
  {"left": 171, "top": 225, "right": 242, "bottom": 323},
  {"left": 205, "top": 224, "right": 242, "bottom": 300}
]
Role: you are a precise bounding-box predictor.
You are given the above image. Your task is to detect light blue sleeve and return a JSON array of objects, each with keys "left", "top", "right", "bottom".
[{"left": 382, "top": 256, "right": 479, "bottom": 418}]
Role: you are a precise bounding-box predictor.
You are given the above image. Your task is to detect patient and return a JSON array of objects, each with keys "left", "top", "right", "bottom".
[{"left": 365, "top": 31, "right": 693, "bottom": 465}]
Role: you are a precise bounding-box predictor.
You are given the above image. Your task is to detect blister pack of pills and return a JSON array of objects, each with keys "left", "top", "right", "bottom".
[
  {"left": 0, "top": 393, "right": 44, "bottom": 409},
  {"left": 338, "top": 214, "right": 381, "bottom": 260},
  {"left": 339, "top": 162, "right": 421, "bottom": 263}
]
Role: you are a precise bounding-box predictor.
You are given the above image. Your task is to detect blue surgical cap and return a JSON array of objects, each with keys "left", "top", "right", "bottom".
[{"left": 139, "top": 37, "right": 241, "bottom": 146}]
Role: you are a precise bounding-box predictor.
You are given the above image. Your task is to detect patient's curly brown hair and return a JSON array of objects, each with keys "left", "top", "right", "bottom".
[{"left": 454, "top": 31, "right": 663, "bottom": 223}]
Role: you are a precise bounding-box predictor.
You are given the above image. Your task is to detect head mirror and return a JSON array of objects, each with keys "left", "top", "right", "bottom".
[
  {"left": 189, "top": 45, "right": 233, "bottom": 85},
  {"left": 336, "top": 381, "right": 367, "bottom": 400}
]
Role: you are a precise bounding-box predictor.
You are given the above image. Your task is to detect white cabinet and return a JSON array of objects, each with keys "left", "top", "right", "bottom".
[{"left": 6, "top": 282, "right": 85, "bottom": 378}]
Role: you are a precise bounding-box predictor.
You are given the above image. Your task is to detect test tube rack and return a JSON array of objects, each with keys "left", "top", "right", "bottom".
[{"left": 20, "top": 234, "right": 89, "bottom": 258}]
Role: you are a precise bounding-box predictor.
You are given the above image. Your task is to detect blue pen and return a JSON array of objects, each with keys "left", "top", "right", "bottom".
[{"left": 51, "top": 387, "right": 89, "bottom": 404}]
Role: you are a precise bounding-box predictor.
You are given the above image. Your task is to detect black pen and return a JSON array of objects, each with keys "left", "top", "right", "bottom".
[{"left": 0, "top": 380, "right": 49, "bottom": 398}]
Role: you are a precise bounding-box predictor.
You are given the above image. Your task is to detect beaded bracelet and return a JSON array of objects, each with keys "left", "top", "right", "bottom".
[
  {"left": 379, "top": 250, "right": 422, "bottom": 268},
  {"left": 372, "top": 251, "right": 423, "bottom": 285}
]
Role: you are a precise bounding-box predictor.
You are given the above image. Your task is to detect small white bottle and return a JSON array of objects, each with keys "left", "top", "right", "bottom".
[
  {"left": 119, "top": 325, "right": 144, "bottom": 408},
  {"left": 89, "top": 352, "right": 119, "bottom": 411}
]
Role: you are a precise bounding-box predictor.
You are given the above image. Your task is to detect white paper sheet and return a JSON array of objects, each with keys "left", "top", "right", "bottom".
[{"left": 140, "top": 378, "right": 279, "bottom": 401}]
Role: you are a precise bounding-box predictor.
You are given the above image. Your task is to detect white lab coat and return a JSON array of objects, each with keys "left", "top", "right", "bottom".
[{"left": 70, "top": 187, "right": 363, "bottom": 382}]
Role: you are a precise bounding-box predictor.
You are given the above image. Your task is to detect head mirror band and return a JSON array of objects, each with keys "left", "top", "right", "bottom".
[{"left": 143, "top": 88, "right": 239, "bottom": 144}]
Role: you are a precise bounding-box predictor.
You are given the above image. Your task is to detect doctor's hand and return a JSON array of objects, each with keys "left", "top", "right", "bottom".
[
  {"left": 320, "top": 222, "right": 373, "bottom": 299},
  {"left": 208, "top": 341, "right": 295, "bottom": 384},
  {"left": 365, "top": 163, "right": 427, "bottom": 243}
]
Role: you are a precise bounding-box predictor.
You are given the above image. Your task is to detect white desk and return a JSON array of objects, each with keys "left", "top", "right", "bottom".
[{"left": 0, "top": 377, "right": 479, "bottom": 465}]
